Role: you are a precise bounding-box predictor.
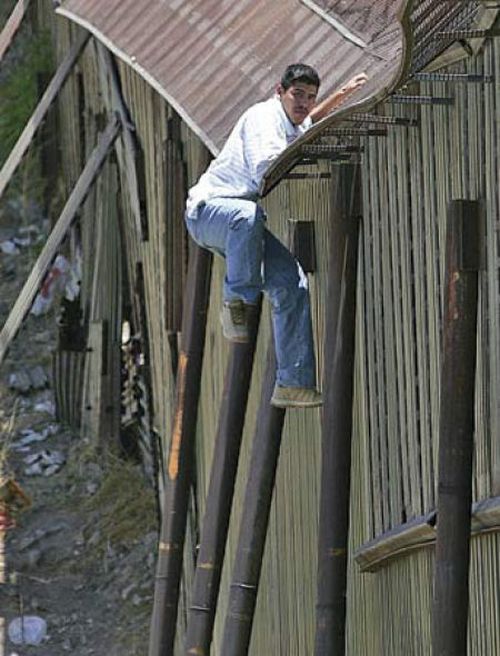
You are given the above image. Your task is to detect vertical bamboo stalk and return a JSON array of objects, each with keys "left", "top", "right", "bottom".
[
  {"left": 314, "top": 164, "right": 361, "bottom": 655},
  {"left": 220, "top": 346, "right": 285, "bottom": 654},
  {"left": 184, "top": 300, "right": 262, "bottom": 655},
  {"left": 432, "top": 200, "right": 481, "bottom": 656},
  {"left": 149, "top": 242, "right": 212, "bottom": 656}
]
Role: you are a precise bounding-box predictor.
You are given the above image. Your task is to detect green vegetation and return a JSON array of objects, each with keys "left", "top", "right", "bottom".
[
  {"left": 0, "top": 31, "right": 53, "bottom": 163},
  {"left": 0, "top": 23, "right": 54, "bottom": 210}
]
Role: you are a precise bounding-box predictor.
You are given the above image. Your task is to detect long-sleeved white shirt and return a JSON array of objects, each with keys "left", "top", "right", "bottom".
[{"left": 186, "top": 96, "right": 312, "bottom": 218}]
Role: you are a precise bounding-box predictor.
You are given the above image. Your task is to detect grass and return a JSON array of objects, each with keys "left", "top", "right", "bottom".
[
  {"left": 0, "top": 21, "right": 54, "bottom": 214},
  {"left": 83, "top": 449, "right": 157, "bottom": 549}
]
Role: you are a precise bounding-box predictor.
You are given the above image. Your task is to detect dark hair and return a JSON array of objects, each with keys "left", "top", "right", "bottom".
[{"left": 280, "top": 63, "right": 320, "bottom": 90}]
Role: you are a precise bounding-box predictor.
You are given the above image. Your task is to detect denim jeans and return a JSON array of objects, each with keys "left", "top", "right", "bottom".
[{"left": 185, "top": 197, "right": 316, "bottom": 388}]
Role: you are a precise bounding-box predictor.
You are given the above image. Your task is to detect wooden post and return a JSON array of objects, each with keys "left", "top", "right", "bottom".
[
  {"left": 220, "top": 345, "right": 285, "bottom": 655},
  {"left": 184, "top": 300, "right": 261, "bottom": 655},
  {"left": 432, "top": 200, "right": 481, "bottom": 656},
  {"left": 314, "top": 164, "right": 361, "bottom": 655},
  {"left": 148, "top": 242, "right": 212, "bottom": 656}
]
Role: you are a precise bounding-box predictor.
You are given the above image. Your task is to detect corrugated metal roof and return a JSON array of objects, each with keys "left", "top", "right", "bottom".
[{"left": 56, "top": 0, "right": 409, "bottom": 155}]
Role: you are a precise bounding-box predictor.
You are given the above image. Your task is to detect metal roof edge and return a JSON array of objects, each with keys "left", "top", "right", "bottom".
[
  {"left": 260, "top": 0, "right": 415, "bottom": 196},
  {"left": 55, "top": 6, "right": 220, "bottom": 156}
]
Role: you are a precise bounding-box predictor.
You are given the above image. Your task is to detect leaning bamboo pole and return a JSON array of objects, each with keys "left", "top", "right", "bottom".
[
  {"left": 184, "top": 299, "right": 262, "bottom": 655},
  {"left": 314, "top": 164, "right": 361, "bottom": 655},
  {"left": 149, "top": 242, "right": 212, "bottom": 656},
  {"left": 432, "top": 200, "right": 481, "bottom": 656},
  {"left": 220, "top": 345, "right": 286, "bottom": 654}
]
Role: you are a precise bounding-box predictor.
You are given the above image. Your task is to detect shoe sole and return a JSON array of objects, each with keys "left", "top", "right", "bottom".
[{"left": 270, "top": 398, "right": 322, "bottom": 408}]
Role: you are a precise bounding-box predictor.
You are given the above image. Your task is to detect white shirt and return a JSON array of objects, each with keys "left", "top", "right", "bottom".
[{"left": 186, "top": 96, "right": 312, "bottom": 217}]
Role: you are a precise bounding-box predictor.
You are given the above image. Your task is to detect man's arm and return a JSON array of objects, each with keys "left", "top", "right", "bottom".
[{"left": 309, "top": 72, "right": 368, "bottom": 124}]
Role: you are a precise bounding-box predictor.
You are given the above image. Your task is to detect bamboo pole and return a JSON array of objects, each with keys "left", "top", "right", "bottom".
[
  {"left": 184, "top": 299, "right": 262, "bottom": 655},
  {"left": 220, "top": 345, "right": 285, "bottom": 654},
  {"left": 149, "top": 242, "right": 212, "bottom": 656},
  {"left": 431, "top": 200, "right": 481, "bottom": 656},
  {"left": 314, "top": 164, "right": 361, "bottom": 655}
]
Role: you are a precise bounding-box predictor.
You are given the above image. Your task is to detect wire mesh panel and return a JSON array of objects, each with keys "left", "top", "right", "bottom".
[{"left": 409, "top": 0, "right": 482, "bottom": 73}]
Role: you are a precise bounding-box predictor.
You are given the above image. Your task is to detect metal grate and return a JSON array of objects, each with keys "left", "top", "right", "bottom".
[{"left": 409, "top": 0, "right": 482, "bottom": 73}]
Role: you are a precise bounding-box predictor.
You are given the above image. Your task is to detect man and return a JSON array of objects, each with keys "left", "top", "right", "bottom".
[{"left": 185, "top": 64, "right": 367, "bottom": 408}]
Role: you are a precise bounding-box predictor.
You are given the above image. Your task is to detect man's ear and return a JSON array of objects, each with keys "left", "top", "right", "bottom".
[{"left": 276, "top": 83, "right": 284, "bottom": 97}]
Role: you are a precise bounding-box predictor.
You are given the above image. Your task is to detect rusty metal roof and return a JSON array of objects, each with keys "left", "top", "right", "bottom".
[{"left": 56, "top": 0, "right": 409, "bottom": 155}]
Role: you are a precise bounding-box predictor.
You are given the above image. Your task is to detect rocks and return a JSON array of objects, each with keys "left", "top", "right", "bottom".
[
  {"left": 24, "top": 449, "right": 66, "bottom": 476},
  {"left": 8, "top": 615, "right": 47, "bottom": 646},
  {"left": 0, "top": 240, "right": 20, "bottom": 255},
  {"left": 7, "top": 366, "right": 50, "bottom": 394},
  {"left": 12, "top": 424, "right": 59, "bottom": 450}
]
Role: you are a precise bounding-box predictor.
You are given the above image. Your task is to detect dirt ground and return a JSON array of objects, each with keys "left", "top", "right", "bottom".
[{"left": 0, "top": 208, "right": 158, "bottom": 655}]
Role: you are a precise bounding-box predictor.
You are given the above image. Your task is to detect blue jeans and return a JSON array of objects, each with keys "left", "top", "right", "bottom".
[{"left": 185, "top": 197, "right": 316, "bottom": 388}]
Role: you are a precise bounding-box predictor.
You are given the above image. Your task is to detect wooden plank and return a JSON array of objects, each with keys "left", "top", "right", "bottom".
[
  {"left": 95, "top": 42, "right": 145, "bottom": 240},
  {"left": 80, "top": 321, "right": 104, "bottom": 441},
  {"left": 0, "top": 0, "right": 29, "bottom": 63},
  {"left": 0, "top": 115, "right": 121, "bottom": 364},
  {"left": 0, "top": 30, "right": 90, "bottom": 198}
]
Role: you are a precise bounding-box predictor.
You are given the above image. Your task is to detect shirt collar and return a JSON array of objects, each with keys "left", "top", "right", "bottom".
[{"left": 272, "top": 95, "right": 303, "bottom": 137}]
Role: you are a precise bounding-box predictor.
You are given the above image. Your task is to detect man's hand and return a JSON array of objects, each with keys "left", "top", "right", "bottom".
[
  {"left": 337, "top": 73, "right": 369, "bottom": 102},
  {"left": 309, "top": 72, "right": 369, "bottom": 123}
]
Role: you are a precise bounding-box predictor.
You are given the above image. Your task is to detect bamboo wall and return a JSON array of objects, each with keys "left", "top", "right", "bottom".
[
  {"left": 347, "top": 38, "right": 500, "bottom": 656},
  {"left": 35, "top": 0, "right": 500, "bottom": 652}
]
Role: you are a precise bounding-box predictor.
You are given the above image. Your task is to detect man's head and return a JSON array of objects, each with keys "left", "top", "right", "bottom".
[{"left": 277, "top": 63, "right": 320, "bottom": 126}]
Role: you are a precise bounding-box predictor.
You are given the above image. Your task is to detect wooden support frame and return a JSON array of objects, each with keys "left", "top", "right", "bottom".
[
  {"left": 0, "top": 115, "right": 121, "bottom": 365},
  {"left": 0, "top": 0, "right": 30, "bottom": 63},
  {"left": 0, "top": 30, "right": 90, "bottom": 199}
]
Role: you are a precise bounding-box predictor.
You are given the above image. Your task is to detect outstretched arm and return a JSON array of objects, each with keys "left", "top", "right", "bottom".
[{"left": 309, "top": 72, "right": 368, "bottom": 124}]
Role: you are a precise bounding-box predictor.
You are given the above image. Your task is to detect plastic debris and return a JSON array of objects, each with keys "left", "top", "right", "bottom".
[
  {"left": 31, "top": 254, "right": 70, "bottom": 316},
  {"left": 8, "top": 616, "right": 47, "bottom": 646}
]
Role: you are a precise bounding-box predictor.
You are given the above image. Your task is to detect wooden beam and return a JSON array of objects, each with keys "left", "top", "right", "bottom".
[
  {"left": 95, "top": 42, "right": 146, "bottom": 240},
  {"left": 0, "top": 0, "right": 30, "bottom": 63},
  {"left": 0, "top": 30, "right": 90, "bottom": 199},
  {"left": 0, "top": 115, "right": 121, "bottom": 365}
]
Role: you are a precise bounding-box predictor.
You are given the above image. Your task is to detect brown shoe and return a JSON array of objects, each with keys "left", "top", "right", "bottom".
[
  {"left": 220, "top": 300, "right": 250, "bottom": 343},
  {"left": 270, "top": 384, "right": 322, "bottom": 408}
]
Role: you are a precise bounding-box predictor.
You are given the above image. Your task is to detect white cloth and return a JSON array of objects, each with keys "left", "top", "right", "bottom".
[{"left": 186, "top": 96, "right": 311, "bottom": 217}]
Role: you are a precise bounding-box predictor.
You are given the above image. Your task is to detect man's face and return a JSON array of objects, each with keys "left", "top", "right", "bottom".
[{"left": 278, "top": 81, "right": 318, "bottom": 125}]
